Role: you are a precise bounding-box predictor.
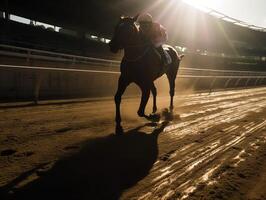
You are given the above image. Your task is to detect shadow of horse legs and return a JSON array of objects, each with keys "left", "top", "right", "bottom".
[{"left": 4, "top": 123, "right": 167, "bottom": 200}]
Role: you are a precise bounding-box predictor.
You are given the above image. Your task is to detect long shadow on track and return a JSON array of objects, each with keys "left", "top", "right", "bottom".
[{"left": 2, "top": 122, "right": 168, "bottom": 200}]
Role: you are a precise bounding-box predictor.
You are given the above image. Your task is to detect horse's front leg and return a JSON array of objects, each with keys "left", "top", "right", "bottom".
[
  {"left": 114, "top": 76, "right": 129, "bottom": 134},
  {"left": 151, "top": 83, "right": 157, "bottom": 113},
  {"left": 137, "top": 86, "right": 151, "bottom": 117}
]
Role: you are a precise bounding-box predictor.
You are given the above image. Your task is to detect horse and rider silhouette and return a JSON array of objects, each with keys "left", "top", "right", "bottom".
[{"left": 109, "top": 14, "right": 184, "bottom": 134}]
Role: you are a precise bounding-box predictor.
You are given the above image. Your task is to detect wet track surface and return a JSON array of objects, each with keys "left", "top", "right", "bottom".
[{"left": 0, "top": 87, "right": 266, "bottom": 200}]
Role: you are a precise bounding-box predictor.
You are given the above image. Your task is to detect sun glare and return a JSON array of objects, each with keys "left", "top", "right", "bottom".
[{"left": 182, "top": 0, "right": 215, "bottom": 11}]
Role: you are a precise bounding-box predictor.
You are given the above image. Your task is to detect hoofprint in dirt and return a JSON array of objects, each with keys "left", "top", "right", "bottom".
[{"left": 0, "top": 87, "right": 265, "bottom": 200}]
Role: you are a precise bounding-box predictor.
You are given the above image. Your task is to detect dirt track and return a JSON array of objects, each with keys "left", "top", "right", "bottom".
[{"left": 0, "top": 87, "right": 266, "bottom": 200}]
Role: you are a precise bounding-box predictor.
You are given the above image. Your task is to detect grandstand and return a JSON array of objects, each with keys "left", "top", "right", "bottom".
[
  {"left": 1, "top": 1, "right": 266, "bottom": 56},
  {"left": 0, "top": 0, "right": 266, "bottom": 101}
]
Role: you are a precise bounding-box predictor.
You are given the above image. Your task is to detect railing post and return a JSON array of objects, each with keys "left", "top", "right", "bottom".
[
  {"left": 194, "top": 77, "right": 200, "bottom": 86},
  {"left": 255, "top": 78, "right": 260, "bottom": 86},
  {"left": 34, "top": 72, "right": 43, "bottom": 104},
  {"left": 72, "top": 57, "right": 76, "bottom": 66},
  {"left": 209, "top": 77, "right": 216, "bottom": 94},
  {"left": 224, "top": 78, "right": 232, "bottom": 88},
  {"left": 245, "top": 78, "right": 251, "bottom": 87},
  {"left": 259, "top": 78, "right": 265, "bottom": 86},
  {"left": 27, "top": 50, "right": 31, "bottom": 64},
  {"left": 234, "top": 78, "right": 241, "bottom": 88},
  {"left": 109, "top": 62, "right": 113, "bottom": 71}
]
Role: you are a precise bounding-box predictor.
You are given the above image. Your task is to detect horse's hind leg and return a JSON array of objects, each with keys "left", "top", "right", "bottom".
[
  {"left": 151, "top": 83, "right": 157, "bottom": 113},
  {"left": 167, "top": 69, "right": 178, "bottom": 112},
  {"left": 137, "top": 86, "right": 151, "bottom": 117},
  {"left": 115, "top": 76, "right": 129, "bottom": 134}
]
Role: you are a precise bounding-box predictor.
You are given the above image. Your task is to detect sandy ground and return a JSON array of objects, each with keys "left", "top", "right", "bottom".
[{"left": 0, "top": 87, "right": 266, "bottom": 200}]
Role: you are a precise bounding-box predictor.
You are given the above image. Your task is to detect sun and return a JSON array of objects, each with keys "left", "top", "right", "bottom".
[{"left": 182, "top": 0, "right": 216, "bottom": 10}]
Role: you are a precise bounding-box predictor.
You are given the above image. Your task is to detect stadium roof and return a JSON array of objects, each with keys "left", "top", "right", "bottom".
[
  {"left": 1, "top": 0, "right": 266, "bottom": 53},
  {"left": 182, "top": 1, "right": 266, "bottom": 33}
]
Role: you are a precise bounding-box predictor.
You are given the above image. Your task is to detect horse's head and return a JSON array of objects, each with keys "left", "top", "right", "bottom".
[{"left": 109, "top": 15, "right": 139, "bottom": 53}]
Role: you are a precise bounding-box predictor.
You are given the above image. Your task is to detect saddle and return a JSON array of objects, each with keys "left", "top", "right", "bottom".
[
  {"left": 162, "top": 46, "right": 172, "bottom": 65},
  {"left": 154, "top": 45, "right": 172, "bottom": 66},
  {"left": 152, "top": 45, "right": 173, "bottom": 77}
]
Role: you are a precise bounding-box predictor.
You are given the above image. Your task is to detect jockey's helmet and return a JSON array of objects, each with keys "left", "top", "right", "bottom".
[{"left": 137, "top": 13, "right": 153, "bottom": 24}]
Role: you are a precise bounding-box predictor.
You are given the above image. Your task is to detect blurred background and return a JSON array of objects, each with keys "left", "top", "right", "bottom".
[{"left": 0, "top": 0, "right": 266, "bottom": 102}]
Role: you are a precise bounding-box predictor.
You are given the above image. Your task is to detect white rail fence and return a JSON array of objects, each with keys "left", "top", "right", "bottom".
[
  {"left": 1, "top": 44, "right": 266, "bottom": 103},
  {"left": 0, "top": 44, "right": 120, "bottom": 68}
]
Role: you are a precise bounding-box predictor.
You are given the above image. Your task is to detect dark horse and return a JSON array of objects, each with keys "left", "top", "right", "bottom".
[{"left": 109, "top": 16, "right": 184, "bottom": 134}]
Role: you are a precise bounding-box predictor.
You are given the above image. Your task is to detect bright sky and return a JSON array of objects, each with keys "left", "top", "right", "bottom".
[{"left": 183, "top": 0, "right": 266, "bottom": 28}]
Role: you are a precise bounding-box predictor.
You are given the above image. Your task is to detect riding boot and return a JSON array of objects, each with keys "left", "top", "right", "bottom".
[{"left": 156, "top": 46, "right": 167, "bottom": 66}]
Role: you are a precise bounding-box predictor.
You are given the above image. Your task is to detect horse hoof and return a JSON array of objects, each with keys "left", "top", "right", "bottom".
[
  {"left": 162, "top": 108, "right": 174, "bottom": 121},
  {"left": 137, "top": 111, "right": 145, "bottom": 117},
  {"left": 115, "top": 125, "right": 124, "bottom": 135},
  {"left": 147, "top": 113, "right": 161, "bottom": 122}
]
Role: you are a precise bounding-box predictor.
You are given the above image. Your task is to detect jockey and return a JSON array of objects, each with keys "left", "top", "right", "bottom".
[{"left": 137, "top": 13, "right": 168, "bottom": 65}]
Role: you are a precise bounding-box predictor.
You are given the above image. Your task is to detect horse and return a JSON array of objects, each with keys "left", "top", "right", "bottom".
[{"left": 109, "top": 15, "right": 184, "bottom": 134}]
